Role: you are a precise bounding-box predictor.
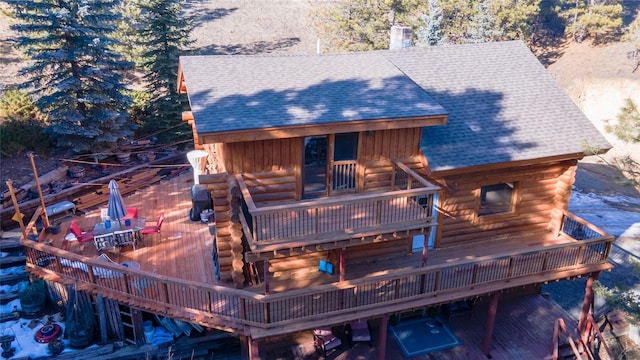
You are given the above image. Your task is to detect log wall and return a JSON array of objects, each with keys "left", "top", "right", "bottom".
[
  {"left": 241, "top": 169, "right": 297, "bottom": 205},
  {"left": 224, "top": 138, "right": 303, "bottom": 174},
  {"left": 359, "top": 128, "right": 422, "bottom": 162},
  {"left": 201, "top": 173, "right": 234, "bottom": 282},
  {"left": 361, "top": 156, "right": 428, "bottom": 192},
  {"left": 221, "top": 129, "right": 424, "bottom": 195},
  {"left": 433, "top": 160, "right": 578, "bottom": 248}
]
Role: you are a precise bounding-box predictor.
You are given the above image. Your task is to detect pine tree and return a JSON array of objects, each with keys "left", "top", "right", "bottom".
[
  {"left": 606, "top": 99, "right": 640, "bottom": 144},
  {"left": 113, "top": 0, "right": 148, "bottom": 67},
  {"left": 562, "top": 0, "right": 623, "bottom": 43},
  {"left": 7, "top": 0, "right": 135, "bottom": 156},
  {"left": 308, "top": 0, "right": 424, "bottom": 52},
  {"left": 623, "top": 10, "right": 640, "bottom": 72},
  {"left": 467, "top": 0, "right": 498, "bottom": 43},
  {"left": 492, "top": 0, "right": 541, "bottom": 43},
  {"left": 417, "top": 0, "right": 445, "bottom": 46},
  {"left": 137, "top": 0, "right": 194, "bottom": 143}
]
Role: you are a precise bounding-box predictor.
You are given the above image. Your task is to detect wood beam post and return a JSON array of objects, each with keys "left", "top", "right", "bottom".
[
  {"left": 377, "top": 314, "right": 389, "bottom": 360},
  {"left": 96, "top": 295, "right": 108, "bottom": 344},
  {"left": 339, "top": 248, "right": 345, "bottom": 282},
  {"left": 578, "top": 275, "right": 595, "bottom": 336},
  {"left": 482, "top": 292, "right": 500, "bottom": 357},
  {"left": 248, "top": 336, "right": 260, "bottom": 360},
  {"left": 28, "top": 152, "right": 49, "bottom": 228},
  {"left": 5, "top": 180, "right": 27, "bottom": 240},
  {"left": 263, "top": 260, "right": 270, "bottom": 295},
  {"left": 421, "top": 229, "right": 431, "bottom": 267}
]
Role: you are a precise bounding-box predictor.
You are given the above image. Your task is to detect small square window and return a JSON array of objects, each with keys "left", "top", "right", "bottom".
[{"left": 478, "top": 182, "right": 515, "bottom": 216}]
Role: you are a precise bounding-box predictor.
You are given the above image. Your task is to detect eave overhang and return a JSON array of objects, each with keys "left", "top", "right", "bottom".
[
  {"left": 194, "top": 114, "right": 448, "bottom": 144},
  {"left": 428, "top": 151, "right": 611, "bottom": 179}
]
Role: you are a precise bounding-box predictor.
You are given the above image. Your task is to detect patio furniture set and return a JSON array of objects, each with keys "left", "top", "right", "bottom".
[
  {"left": 313, "top": 320, "right": 371, "bottom": 357},
  {"left": 67, "top": 209, "right": 164, "bottom": 257}
]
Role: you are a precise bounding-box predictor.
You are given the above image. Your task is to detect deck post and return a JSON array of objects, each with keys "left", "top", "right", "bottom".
[
  {"left": 421, "top": 228, "right": 430, "bottom": 267},
  {"left": 482, "top": 292, "right": 500, "bottom": 357},
  {"left": 339, "top": 248, "right": 345, "bottom": 282},
  {"left": 377, "top": 314, "right": 389, "bottom": 360},
  {"left": 577, "top": 274, "right": 596, "bottom": 337},
  {"left": 263, "top": 260, "right": 270, "bottom": 295},
  {"left": 96, "top": 294, "right": 108, "bottom": 344},
  {"left": 248, "top": 336, "right": 260, "bottom": 360}
]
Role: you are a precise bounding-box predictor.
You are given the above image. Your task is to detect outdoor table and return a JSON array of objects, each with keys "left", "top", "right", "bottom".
[{"left": 92, "top": 218, "right": 145, "bottom": 236}]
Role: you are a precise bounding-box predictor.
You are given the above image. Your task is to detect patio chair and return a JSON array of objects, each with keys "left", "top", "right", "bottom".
[
  {"left": 69, "top": 220, "right": 94, "bottom": 243},
  {"left": 113, "top": 229, "right": 137, "bottom": 251},
  {"left": 122, "top": 207, "right": 139, "bottom": 220},
  {"left": 313, "top": 327, "right": 342, "bottom": 357},
  {"left": 350, "top": 320, "right": 371, "bottom": 347},
  {"left": 141, "top": 212, "right": 164, "bottom": 241},
  {"left": 444, "top": 298, "right": 478, "bottom": 321},
  {"left": 93, "top": 233, "right": 115, "bottom": 252}
]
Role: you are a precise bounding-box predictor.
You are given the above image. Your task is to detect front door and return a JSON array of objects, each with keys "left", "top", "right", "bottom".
[
  {"left": 332, "top": 133, "right": 358, "bottom": 193},
  {"left": 303, "top": 133, "right": 358, "bottom": 198},
  {"left": 303, "top": 135, "right": 328, "bottom": 198}
]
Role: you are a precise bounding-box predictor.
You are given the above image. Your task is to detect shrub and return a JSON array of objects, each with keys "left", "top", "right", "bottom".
[{"left": 0, "top": 88, "right": 52, "bottom": 156}]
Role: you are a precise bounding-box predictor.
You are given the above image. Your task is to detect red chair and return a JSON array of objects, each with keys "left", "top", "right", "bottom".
[
  {"left": 141, "top": 212, "right": 164, "bottom": 241},
  {"left": 69, "top": 220, "right": 94, "bottom": 243},
  {"left": 122, "top": 208, "right": 138, "bottom": 220}
]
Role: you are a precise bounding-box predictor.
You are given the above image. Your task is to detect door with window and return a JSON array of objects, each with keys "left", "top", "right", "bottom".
[{"left": 303, "top": 133, "right": 358, "bottom": 198}]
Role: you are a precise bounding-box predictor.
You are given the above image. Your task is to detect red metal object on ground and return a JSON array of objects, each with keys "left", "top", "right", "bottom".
[{"left": 35, "top": 324, "right": 62, "bottom": 343}]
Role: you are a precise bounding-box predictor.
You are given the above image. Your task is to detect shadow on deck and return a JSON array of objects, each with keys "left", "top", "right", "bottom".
[{"left": 260, "top": 293, "right": 579, "bottom": 360}]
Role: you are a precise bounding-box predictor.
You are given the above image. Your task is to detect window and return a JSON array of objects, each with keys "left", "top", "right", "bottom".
[{"left": 478, "top": 182, "right": 516, "bottom": 216}]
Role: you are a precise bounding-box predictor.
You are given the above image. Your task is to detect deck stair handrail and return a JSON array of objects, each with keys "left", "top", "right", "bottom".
[
  {"left": 581, "top": 313, "right": 613, "bottom": 359},
  {"left": 22, "top": 206, "right": 613, "bottom": 336},
  {"left": 548, "top": 318, "right": 590, "bottom": 360},
  {"left": 236, "top": 160, "right": 441, "bottom": 244}
]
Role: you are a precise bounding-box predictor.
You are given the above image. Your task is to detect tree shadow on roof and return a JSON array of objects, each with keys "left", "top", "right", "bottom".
[
  {"left": 420, "top": 87, "right": 536, "bottom": 171},
  {"left": 187, "top": 75, "right": 535, "bottom": 170}
]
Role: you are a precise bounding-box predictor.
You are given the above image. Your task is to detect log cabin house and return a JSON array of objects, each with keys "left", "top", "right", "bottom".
[{"left": 20, "top": 41, "right": 615, "bottom": 359}]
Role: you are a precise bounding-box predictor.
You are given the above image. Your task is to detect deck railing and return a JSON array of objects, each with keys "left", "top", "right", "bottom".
[
  {"left": 331, "top": 160, "right": 357, "bottom": 192},
  {"left": 22, "top": 208, "right": 613, "bottom": 335},
  {"left": 236, "top": 160, "right": 441, "bottom": 244}
]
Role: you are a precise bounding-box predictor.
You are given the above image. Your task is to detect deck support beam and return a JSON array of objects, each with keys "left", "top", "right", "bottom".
[
  {"left": 339, "top": 248, "right": 345, "bottom": 282},
  {"left": 377, "top": 314, "right": 389, "bottom": 360},
  {"left": 482, "top": 292, "right": 500, "bottom": 357},
  {"left": 421, "top": 229, "right": 430, "bottom": 267},
  {"left": 263, "top": 260, "right": 270, "bottom": 295},
  {"left": 247, "top": 336, "right": 260, "bottom": 360},
  {"left": 578, "top": 274, "right": 596, "bottom": 337}
]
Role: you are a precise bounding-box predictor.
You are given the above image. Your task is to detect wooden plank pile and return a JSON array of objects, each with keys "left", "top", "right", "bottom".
[{"left": 1, "top": 153, "right": 187, "bottom": 229}]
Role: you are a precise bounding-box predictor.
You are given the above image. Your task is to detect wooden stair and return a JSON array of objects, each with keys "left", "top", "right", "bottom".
[{"left": 548, "top": 314, "right": 613, "bottom": 360}]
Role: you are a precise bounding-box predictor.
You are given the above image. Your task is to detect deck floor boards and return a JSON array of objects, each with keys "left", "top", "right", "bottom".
[
  {"left": 31, "top": 172, "right": 607, "bottom": 359},
  {"left": 39, "top": 172, "right": 590, "bottom": 298}
]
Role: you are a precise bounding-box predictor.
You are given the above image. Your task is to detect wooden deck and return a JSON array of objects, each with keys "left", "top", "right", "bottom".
[
  {"left": 21, "top": 171, "right": 614, "bottom": 338},
  {"left": 38, "top": 171, "right": 595, "bottom": 293},
  {"left": 36, "top": 172, "right": 217, "bottom": 284}
]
